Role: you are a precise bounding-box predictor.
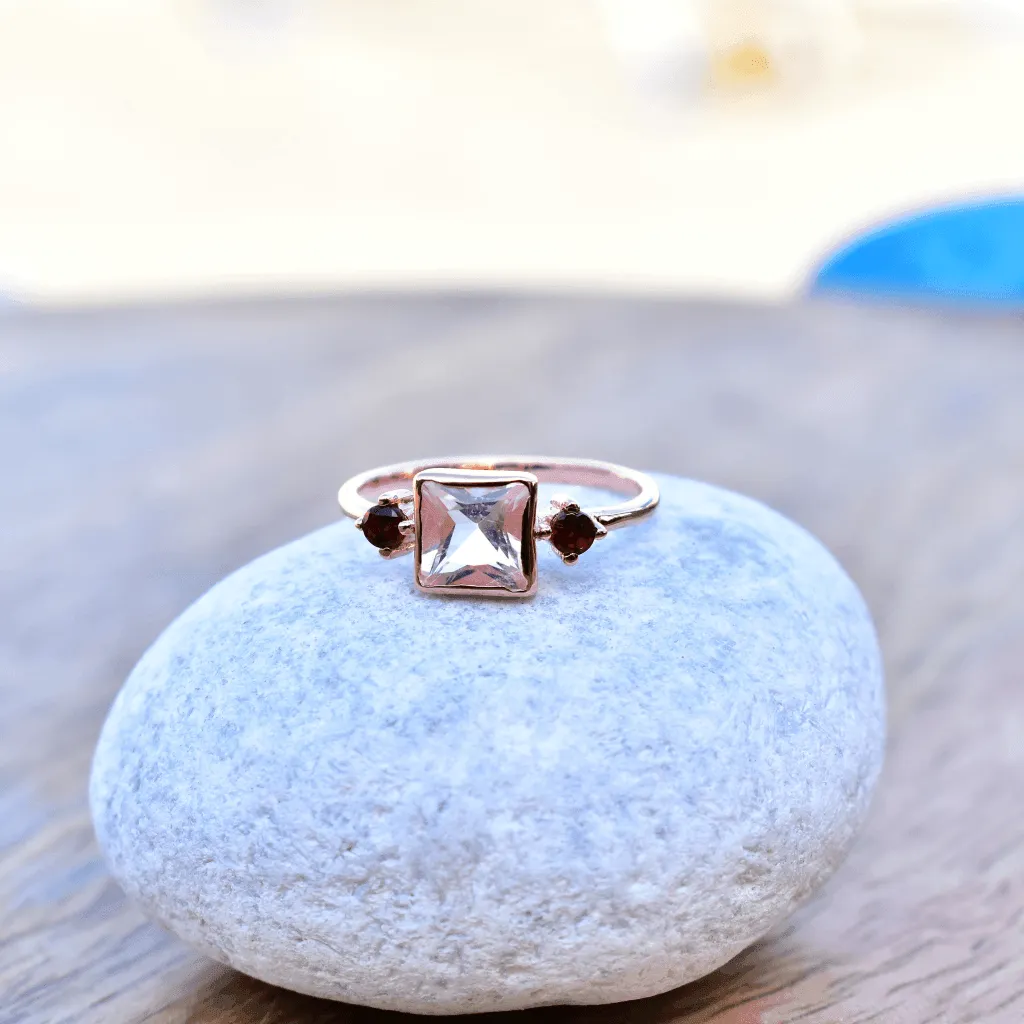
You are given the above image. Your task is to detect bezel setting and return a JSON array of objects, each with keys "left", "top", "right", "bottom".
[{"left": 413, "top": 468, "right": 539, "bottom": 597}]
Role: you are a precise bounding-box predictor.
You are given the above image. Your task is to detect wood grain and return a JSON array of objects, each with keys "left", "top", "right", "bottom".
[{"left": 2, "top": 295, "right": 1024, "bottom": 1024}]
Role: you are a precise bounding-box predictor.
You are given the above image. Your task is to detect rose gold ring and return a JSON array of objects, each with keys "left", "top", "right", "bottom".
[{"left": 338, "top": 456, "right": 659, "bottom": 598}]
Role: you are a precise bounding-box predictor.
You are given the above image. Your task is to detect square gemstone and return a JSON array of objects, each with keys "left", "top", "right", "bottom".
[{"left": 415, "top": 470, "right": 538, "bottom": 595}]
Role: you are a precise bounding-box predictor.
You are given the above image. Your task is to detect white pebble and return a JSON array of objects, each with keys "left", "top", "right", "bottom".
[{"left": 91, "top": 474, "right": 885, "bottom": 1013}]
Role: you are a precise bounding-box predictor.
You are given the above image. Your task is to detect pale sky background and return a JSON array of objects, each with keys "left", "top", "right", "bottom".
[{"left": 0, "top": 0, "right": 1022, "bottom": 305}]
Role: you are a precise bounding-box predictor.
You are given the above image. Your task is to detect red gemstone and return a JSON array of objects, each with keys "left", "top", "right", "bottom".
[
  {"left": 549, "top": 509, "right": 598, "bottom": 556},
  {"left": 362, "top": 504, "right": 407, "bottom": 550}
]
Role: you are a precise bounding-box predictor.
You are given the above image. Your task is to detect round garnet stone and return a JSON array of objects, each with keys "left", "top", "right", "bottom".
[
  {"left": 362, "top": 504, "right": 407, "bottom": 550},
  {"left": 549, "top": 509, "right": 598, "bottom": 557}
]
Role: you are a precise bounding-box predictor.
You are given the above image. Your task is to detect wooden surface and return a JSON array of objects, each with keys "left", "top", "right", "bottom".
[{"left": 3, "top": 294, "right": 1024, "bottom": 1024}]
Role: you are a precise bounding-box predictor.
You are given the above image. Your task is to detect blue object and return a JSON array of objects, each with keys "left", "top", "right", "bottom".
[{"left": 813, "top": 197, "right": 1024, "bottom": 305}]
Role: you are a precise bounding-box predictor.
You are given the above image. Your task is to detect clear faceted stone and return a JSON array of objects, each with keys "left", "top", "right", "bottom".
[{"left": 418, "top": 480, "right": 533, "bottom": 592}]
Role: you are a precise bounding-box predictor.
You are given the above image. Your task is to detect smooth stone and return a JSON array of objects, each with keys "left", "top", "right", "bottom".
[{"left": 90, "top": 474, "right": 885, "bottom": 1014}]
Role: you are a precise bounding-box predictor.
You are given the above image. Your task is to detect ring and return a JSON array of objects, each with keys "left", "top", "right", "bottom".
[{"left": 338, "top": 456, "right": 659, "bottom": 598}]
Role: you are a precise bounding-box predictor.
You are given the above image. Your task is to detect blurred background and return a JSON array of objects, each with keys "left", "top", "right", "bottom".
[
  {"left": 5, "top": 4, "right": 1024, "bottom": 1023},
  {"left": 1, "top": 0, "right": 1022, "bottom": 305}
]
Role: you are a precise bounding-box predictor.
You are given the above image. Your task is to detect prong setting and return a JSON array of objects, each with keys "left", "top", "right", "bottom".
[
  {"left": 379, "top": 489, "right": 414, "bottom": 507},
  {"left": 544, "top": 498, "right": 600, "bottom": 562},
  {"left": 358, "top": 489, "right": 415, "bottom": 555},
  {"left": 378, "top": 545, "right": 412, "bottom": 560}
]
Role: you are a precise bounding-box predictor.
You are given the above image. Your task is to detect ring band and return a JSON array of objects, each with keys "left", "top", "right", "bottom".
[{"left": 338, "top": 456, "right": 658, "bottom": 598}]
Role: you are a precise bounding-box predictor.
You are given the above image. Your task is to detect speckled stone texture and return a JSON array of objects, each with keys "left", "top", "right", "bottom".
[{"left": 90, "top": 474, "right": 885, "bottom": 1014}]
